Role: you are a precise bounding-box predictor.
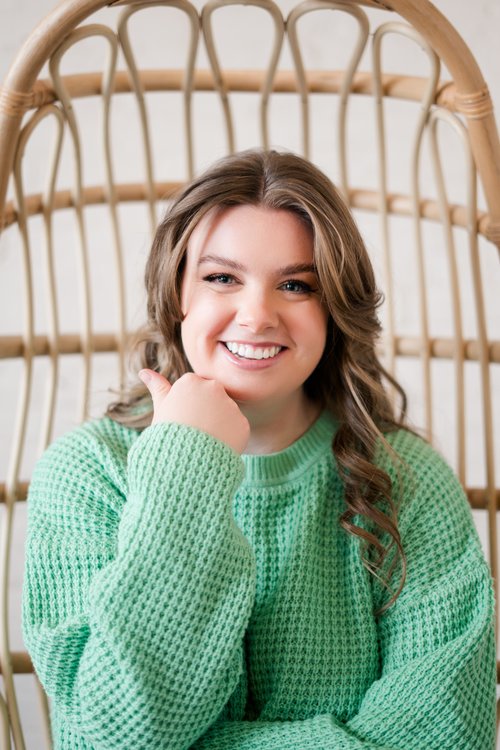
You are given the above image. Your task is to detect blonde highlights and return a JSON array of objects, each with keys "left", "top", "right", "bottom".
[{"left": 107, "top": 149, "right": 409, "bottom": 613}]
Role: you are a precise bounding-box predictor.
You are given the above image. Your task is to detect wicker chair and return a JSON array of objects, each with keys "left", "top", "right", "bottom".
[{"left": 0, "top": 0, "right": 499, "bottom": 746}]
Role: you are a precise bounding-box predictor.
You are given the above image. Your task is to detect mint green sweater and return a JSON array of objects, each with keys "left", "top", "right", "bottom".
[{"left": 22, "top": 411, "right": 496, "bottom": 749}]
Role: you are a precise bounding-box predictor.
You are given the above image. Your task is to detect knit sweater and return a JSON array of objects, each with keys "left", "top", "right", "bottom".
[{"left": 22, "top": 411, "right": 496, "bottom": 750}]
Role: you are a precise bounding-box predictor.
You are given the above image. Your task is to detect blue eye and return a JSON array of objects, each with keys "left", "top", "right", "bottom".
[
  {"left": 281, "top": 279, "right": 314, "bottom": 294},
  {"left": 204, "top": 273, "right": 235, "bottom": 285}
]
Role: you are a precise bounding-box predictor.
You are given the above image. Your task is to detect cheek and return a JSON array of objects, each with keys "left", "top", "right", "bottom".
[
  {"left": 299, "top": 304, "right": 329, "bottom": 349},
  {"left": 181, "top": 292, "right": 232, "bottom": 345}
]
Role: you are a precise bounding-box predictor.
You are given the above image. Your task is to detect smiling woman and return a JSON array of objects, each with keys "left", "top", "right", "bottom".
[
  {"left": 179, "top": 204, "right": 328, "bottom": 444},
  {"left": 22, "top": 149, "right": 496, "bottom": 750}
]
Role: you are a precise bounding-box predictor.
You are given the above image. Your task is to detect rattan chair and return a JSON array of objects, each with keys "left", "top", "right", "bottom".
[{"left": 0, "top": 0, "right": 499, "bottom": 746}]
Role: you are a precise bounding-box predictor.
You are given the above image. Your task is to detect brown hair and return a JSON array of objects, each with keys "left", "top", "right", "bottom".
[{"left": 107, "top": 148, "right": 409, "bottom": 613}]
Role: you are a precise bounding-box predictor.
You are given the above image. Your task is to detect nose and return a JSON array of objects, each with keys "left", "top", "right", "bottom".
[{"left": 235, "top": 288, "right": 279, "bottom": 333}]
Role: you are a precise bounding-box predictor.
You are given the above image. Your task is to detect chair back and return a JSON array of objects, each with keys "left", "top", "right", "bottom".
[{"left": 0, "top": 0, "right": 499, "bottom": 745}]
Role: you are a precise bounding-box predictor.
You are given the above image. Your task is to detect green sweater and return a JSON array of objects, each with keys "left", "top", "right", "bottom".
[{"left": 22, "top": 411, "right": 496, "bottom": 749}]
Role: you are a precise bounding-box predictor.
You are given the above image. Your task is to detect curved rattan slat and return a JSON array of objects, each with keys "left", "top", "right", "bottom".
[
  {"left": 49, "top": 28, "right": 98, "bottom": 423},
  {"left": 88, "top": 24, "right": 128, "bottom": 390},
  {"left": 372, "top": 22, "right": 440, "bottom": 386},
  {"left": 0, "top": 692, "right": 11, "bottom": 750},
  {"left": 119, "top": 1, "right": 200, "bottom": 187},
  {"left": 462, "top": 176, "right": 498, "bottom": 600},
  {"left": 427, "top": 105, "right": 498, "bottom": 611},
  {"left": 117, "top": 0, "right": 200, "bottom": 231},
  {"left": 469, "top": 281, "right": 498, "bottom": 599},
  {"left": 35, "top": 676, "right": 52, "bottom": 749},
  {"left": 201, "top": 0, "right": 285, "bottom": 152},
  {"left": 372, "top": 24, "right": 393, "bottom": 382},
  {"left": 373, "top": 24, "right": 442, "bottom": 416},
  {"left": 427, "top": 110, "right": 468, "bottom": 484},
  {"left": 287, "top": 0, "right": 369, "bottom": 187},
  {"left": 405, "top": 27, "right": 440, "bottom": 441},
  {"left": 375, "top": 23, "right": 440, "bottom": 421},
  {"left": 26, "top": 105, "right": 66, "bottom": 456},
  {"left": 5, "top": 109, "right": 39, "bottom": 511},
  {"left": 118, "top": 11, "right": 158, "bottom": 232}
]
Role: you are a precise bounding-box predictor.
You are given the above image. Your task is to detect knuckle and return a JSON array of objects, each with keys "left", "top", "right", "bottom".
[{"left": 204, "top": 378, "right": 224, "bottom": 394}]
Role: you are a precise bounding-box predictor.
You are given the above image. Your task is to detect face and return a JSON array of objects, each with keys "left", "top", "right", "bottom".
[{"left": 180, "top": 204, "right": 328, "bottom": 412}]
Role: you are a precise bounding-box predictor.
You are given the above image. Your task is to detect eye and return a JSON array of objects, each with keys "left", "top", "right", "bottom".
[
  {"left": 203, "top": 273, "right": 236, "bottom": 285},
  {"left": 280, "top": 279, "right": 315, "bottom": 294}
]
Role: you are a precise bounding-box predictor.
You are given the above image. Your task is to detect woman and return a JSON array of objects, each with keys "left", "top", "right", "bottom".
[{"left": 23, "top": 149, "right": 496, "bottom": 749}]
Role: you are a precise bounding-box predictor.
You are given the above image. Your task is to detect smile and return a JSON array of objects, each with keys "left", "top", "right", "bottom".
[{"left": 224, "top": 342, "right": 283, "bottom": 360}]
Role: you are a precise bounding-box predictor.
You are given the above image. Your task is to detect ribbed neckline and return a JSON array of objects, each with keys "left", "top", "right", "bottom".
[{"left": 242, "top": 410, "right": 337, "bottom": 486}]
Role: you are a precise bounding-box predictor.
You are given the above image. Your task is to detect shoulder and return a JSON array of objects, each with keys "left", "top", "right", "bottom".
[
  {"left": 381, "top": 428, "right": 464, "bottom": 498},
  {"left": 383, "top": 427, "right": 452, "bottom": 477},
  {"left": 47, "top": 415, "right": 138, "bottom": 450},
  {"left": 370, "top": 428, "right": 492, "bottom": 615},
  {"left": 377, "top": 427, "right": 476, "bottom": 537},
  {"left": 33, "top": 417, "right": 139, "bottom": 480},
  {"left": 28, "top": 417, "right": 141, "bottom": 521}
]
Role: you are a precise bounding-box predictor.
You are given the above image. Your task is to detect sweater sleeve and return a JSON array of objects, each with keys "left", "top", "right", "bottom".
[
  {"left": 191, "top": 442, "right": 496, "bottom": 750},
  {"left": 22, "top": 420, "right": 256, "bottom": 750}
]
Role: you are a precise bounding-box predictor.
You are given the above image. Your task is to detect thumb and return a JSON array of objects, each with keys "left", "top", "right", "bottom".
[{"left": 138, "top": 369, "right": 172, "bottom": 400}]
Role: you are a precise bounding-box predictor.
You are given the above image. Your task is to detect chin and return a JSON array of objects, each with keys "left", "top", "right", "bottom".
[
  {"left": 223, "top": 386, "right": 268, "bottom": 406},
  {"left": 225, "top": 388, "right": 259, "bottom": 403}
]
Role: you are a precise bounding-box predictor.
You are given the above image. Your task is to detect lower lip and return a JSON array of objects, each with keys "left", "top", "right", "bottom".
[{"left": 219, "top": 342, "right": 286, "bottom": 370}]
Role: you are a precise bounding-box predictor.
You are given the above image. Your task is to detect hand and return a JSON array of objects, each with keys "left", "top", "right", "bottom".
[{"left": 138, "top": 370, "right": 250, "bottom": 454}]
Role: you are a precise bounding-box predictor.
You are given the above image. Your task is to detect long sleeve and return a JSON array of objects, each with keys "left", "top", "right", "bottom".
[
  {"left": 22, "top": 419, "right": 256, "bottom": 750},
  {"left": 192, "top": 437, "right": 496, "bottom": 750}
]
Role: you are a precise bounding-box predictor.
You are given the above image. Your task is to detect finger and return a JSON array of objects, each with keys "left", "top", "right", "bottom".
[{"left": 138, "top": 369, "right": 172, "bottom": 399}]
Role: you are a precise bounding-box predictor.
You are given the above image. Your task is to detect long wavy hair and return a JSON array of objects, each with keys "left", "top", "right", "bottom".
[{"left": 107, "top": 148, "right": 409, "bottom": 613}]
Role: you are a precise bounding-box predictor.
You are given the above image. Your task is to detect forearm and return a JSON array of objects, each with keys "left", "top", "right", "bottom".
[
  {"left": 193, "top": 561, "right": 496, "bottom": 750},
  {"left": 24, "top": 423, "right": 256, "bottom": 749}
]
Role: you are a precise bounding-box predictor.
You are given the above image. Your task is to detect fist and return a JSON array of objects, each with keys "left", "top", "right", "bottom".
[{"left": 138, "top": 369, "right": 250, "bottom": 454}]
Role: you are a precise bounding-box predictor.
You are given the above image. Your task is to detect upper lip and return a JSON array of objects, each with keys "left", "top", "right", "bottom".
[{"left": 222, "top": 340, "right": 286, "bottom": 348}]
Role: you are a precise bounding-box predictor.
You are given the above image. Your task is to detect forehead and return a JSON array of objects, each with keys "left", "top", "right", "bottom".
[{"left": 185, "top": 204, "right": 314, "bottom": 270}]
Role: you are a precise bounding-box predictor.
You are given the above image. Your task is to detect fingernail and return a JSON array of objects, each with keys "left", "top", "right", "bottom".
[{"left": 139, "top": 369, "right": 152, "bottom": 384}]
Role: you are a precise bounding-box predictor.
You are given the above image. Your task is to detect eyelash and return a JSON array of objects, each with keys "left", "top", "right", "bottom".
[
  {"left": 204, "top": 273, "right": 235, "bottom": 285},
  {"left": 203, "top": 274, "right": 316, "bottom": 295},
  {"left": 280, "top": 279, "right": 315, "bottom": 294}
]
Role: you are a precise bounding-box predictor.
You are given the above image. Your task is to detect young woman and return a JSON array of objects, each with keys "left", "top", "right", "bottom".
[{"left": 23, "top": 149, "right": 496, "bottom": 750}]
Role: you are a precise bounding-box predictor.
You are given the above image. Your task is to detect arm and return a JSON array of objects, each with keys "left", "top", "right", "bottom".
[
  {"left": 23, "top": 419, "right": 256, "bottom": 750},
  {"left": 192, "top": 441, "right": 496, "bottom": 750}
]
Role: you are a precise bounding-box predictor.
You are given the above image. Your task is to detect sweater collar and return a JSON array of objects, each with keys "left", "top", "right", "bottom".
[{"left": 241, "top": 410, "right": 337, "bottom": 485}]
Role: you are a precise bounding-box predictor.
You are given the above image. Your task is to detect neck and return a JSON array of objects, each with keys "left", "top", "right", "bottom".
[{"left": 239, "top": 392, "right": 322, "bottom": 455}]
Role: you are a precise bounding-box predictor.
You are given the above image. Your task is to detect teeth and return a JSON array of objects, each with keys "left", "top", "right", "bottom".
[{"left": 225, "top": 342, "right": 282, "bottom": 360}]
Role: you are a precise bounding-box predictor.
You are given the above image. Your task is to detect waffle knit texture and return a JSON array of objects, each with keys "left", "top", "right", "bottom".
[{"left": 23, "top": 411, "right": 496, "bottom": 749}]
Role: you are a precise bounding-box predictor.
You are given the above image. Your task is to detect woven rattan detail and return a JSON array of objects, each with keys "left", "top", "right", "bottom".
[
  {"left": 454, "top": 87, "right": 493, "bottom": 119},
  {"left": 0, "top": 87, "right": 33, "bottom": 117},
  {"left": 0, "top": 82, "right": 52, "bottom": 117},
  {"left": 485, "top": 221, "right": 500, "bottom": 246}
]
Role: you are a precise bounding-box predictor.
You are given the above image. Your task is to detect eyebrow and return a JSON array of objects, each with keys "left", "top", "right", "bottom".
[{"left": 197, "top": 254, "right": 317, "bottom": 276}]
